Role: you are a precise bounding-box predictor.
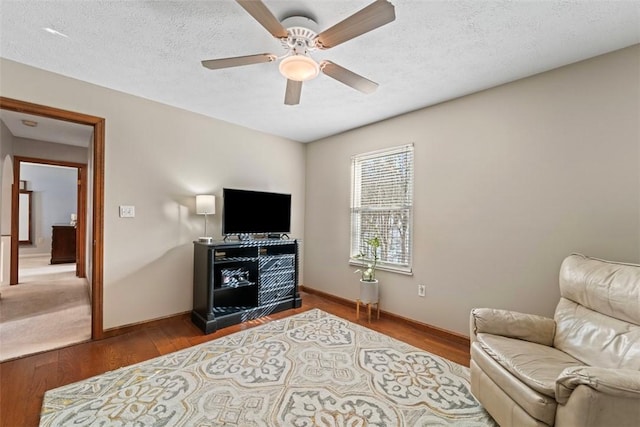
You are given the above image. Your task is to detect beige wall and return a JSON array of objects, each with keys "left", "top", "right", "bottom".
[
  {"left": 0, "top": 58, "right": 306, "bottom": 329},
  {"left": 0, "top": 120, "right": 14, "bottom": 286},
  {"left": 12, "top": 136, "right": 88, "bottom": 164},
  {"left": 2, "top": 45, "right": 638, "bottom": 335},
  {"left": 304, "top": 45, "right": 640, "bottom": 335}
]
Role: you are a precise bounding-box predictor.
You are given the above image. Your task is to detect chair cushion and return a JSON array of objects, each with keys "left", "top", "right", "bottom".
[
  {"left": 476, "top": 333, "right": 583, "bottom": 397},
  {"left": 472, "top": 341, "right": 558, "bottom": 426},
  {"left": 471, "top": 359, "right": 550, "bottom": 427}
]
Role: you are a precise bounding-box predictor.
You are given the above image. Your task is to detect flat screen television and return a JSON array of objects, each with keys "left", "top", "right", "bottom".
[{"left": 222, "top": 188, "right": 291, "bottom": 235}]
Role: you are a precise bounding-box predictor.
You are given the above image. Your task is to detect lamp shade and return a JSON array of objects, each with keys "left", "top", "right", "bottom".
[
  {"left": 196, "top": 195, "right": 215, "bottom": 215},
  {"left": 279, "top": 55, "right": 319, "bottom": 81}
]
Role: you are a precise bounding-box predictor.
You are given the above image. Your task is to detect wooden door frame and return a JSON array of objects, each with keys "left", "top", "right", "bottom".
[
  {"left": 12, "top": 156, "right": 87, "bottom": 278},
  {"left": 1, "top": 96, "right": 105, "bottom": 339}
]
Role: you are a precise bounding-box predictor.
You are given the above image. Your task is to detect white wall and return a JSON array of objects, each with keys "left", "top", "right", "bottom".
[
  {"left": 19, "top": 163, "right": 77, "bottom": 255},
  {"left": 305, "top": 45, "right": 640, "bottom": 335},
  {"left": 0, "top": 58, "right": 306, "bottom": 329}
]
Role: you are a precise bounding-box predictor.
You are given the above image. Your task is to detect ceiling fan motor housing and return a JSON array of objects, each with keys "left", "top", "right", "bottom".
[{"left": 280, "top": 16, "right": 319, "bottom": 53}]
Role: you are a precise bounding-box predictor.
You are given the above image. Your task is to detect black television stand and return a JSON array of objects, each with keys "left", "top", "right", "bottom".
[{"left": 191, "top": 239, "right": 301, "bottom": 334}]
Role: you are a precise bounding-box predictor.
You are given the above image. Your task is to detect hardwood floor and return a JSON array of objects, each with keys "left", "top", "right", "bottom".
[{"left": 0, "top": 291, "right": 470, "bottom": 427}]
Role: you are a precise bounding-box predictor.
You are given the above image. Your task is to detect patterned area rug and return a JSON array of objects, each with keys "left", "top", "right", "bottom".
[{"left": 40, "top": 309, "right": 497, "bottom": 426}]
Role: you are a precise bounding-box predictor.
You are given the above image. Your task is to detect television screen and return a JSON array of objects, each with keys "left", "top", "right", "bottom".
[{"left": 222, "top": 188, "right": 291, "bottom": 235}]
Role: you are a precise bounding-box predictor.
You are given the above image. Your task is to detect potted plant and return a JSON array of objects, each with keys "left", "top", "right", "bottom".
[{"left": 355, "top": 236, "right": 381, "bottom": 303}]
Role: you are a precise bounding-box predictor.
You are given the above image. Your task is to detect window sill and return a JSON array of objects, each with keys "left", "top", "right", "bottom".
[{"left": 349, "top": 260, "right": 413, "bottom": 276}]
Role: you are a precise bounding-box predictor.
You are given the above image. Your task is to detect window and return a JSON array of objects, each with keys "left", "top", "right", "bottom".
[{"left": 350, "top": 144, "right": 414, "bottom": 273}]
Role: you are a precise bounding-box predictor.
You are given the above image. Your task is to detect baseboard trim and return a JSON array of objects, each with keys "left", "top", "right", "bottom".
[
  {"left": 299, "top": 285, "right": 470, "bottom": 347},
  {"left": 102, "top": 311, "right": 192, "bottom": 339},
  {"left": 103, "top": 290, "right": 470, "bottom": 348}
]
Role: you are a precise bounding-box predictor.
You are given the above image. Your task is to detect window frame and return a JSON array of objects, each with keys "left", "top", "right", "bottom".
[{"left": 349, "top": 143, "right": 414, "bottom": 275}]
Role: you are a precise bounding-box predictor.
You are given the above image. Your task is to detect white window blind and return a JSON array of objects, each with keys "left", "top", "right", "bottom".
[{"left": 350, "top": 144, "right": 414, "bottom": 273}]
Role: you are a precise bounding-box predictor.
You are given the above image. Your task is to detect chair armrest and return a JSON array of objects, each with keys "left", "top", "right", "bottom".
[
  {"left": 470, "top": 308, "right": 555, "bottom": 345},
  {"left": 556, "top": 366, "right": 640, "bottom": 404}
]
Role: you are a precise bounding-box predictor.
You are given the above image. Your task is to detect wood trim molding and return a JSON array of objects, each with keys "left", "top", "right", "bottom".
[
  {"left": 77, "top": 166, "right": 87, "bottom": 277},
  {"left": 0, "top": 97, "right": 104, "bottom": 125},
  {"left": 101, "top": 290, "right": 470, "bottom": 349},
  {"left": 91, "top": 118, "right": 105, "bottom": 339},
  {"left": 10, "top": 161, "right": 19, "bottom": 282},
  {"left": 0, "top": 96, "right": 105, "bottom": 340},
  {"left": 12, "top": 156, "right": 86, "bottom": 169},
  {"left": 299, "top": 285, "right": 471, "bottom": 347},
  {"left": 12, "top": 156, "right": 88, "bottom": 282},
  {"left": 102, "top": 311, "right": 192, "bottom": 339}
]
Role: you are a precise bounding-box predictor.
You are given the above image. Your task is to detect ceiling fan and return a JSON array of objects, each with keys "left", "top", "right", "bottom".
[{"left": 201, "top": 0, "right": 396, "bottom": 105}]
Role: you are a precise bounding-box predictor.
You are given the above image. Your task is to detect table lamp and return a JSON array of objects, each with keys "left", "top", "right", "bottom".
[{"left": 196, "top": 195, "right": 215, "bottom": 243}]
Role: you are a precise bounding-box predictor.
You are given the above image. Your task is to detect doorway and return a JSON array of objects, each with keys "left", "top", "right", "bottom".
[
  {"left": 0, "top": 96, "right": 105, "bottom": 339},
  {"left": 15, "top": 158, "right": 87, "bottom": 282}
]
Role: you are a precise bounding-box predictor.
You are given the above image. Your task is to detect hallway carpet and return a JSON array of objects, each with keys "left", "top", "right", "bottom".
[{"left": 0, "top": 259, "right": 91, "bottom": 361}]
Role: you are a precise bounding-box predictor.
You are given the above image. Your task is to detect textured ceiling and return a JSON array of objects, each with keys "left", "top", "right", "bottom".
[{"left": 1, "top": 1, "right": 639, "bottom": 143}]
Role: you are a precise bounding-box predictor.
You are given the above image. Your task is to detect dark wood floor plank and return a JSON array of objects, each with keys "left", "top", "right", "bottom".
[
  {"left": 145, "top": 322, "right": 180, "bottom": 354},
  {"left": 0, "top": 291, "right": 470, "bottom": 427},
  {"left": 1, "top": 356, "right": 36, "bottom": 426}
]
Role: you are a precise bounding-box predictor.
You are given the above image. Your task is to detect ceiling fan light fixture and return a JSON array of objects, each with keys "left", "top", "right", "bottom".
[{"left": 279, "top": 55, "right": 319, "bottom": 81}]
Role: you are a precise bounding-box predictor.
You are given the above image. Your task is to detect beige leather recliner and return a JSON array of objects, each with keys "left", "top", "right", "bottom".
[{"left": 470, "top": 254, "right": 640, "bottom": 427}]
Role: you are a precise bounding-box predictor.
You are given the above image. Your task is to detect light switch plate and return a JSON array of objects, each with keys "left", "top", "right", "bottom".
[{"left": 119, "top": 205, "right": 135, "bottom": 218}]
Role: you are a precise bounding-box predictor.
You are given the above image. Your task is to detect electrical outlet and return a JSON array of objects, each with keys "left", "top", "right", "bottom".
[
  {"left": 418, "top": 284, "right": 426, "bottom": 297},
  {"left": 119, "top": 205, "right": 135, "bottom": 218}
]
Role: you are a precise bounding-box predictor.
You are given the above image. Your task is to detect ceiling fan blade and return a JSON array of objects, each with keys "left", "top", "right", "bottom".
[
  {"left": 320, "top": 61, "right": 378, "bottom": 94},
  {"left": 201, "top": 53, "right": 277, "bottom": 70},
  {"left": 284, "top": 79, "right": 302, "bottom": 105},
  {"left": 236, "top": 0, "right": 288, "bottom": 39},
  {"left": 316, "top": 0, "right": 395, "bottom": 49}
]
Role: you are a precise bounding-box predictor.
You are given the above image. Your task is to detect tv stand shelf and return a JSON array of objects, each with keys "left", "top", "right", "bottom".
[{"left": 191, "top": 239, "right": 301, "bottom": 334}]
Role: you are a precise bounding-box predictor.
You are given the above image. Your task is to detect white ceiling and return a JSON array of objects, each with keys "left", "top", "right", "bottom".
[
  {"left": 0, "top": 110, "right": 93, "bottom": 147},
  {"left": 1, "top": 1, "right": 638, "bottom": 143}
]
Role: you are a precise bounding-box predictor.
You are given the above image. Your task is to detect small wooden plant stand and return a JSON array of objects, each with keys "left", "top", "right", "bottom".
[{"left": 356, "top": 298, "right": 380, "bottom": 323}]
